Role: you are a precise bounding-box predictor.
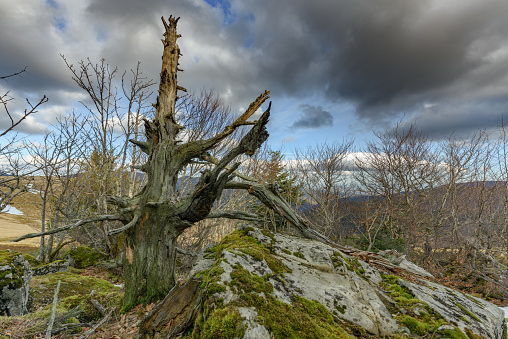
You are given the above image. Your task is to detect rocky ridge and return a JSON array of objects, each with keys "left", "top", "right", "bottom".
[{"left": 182, "top": 226, "right": 506, "bottom": 338}]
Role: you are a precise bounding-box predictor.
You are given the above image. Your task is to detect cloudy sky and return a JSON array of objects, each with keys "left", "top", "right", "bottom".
[{"left": 1, "top": 0, "right": 508, "bottom": 152}]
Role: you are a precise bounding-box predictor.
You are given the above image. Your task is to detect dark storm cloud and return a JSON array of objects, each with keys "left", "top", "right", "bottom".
[
  {"left": 399, "top": 99, "right": 508, "bottom": 139},
  {"left": 225, "top": 0, "right": 508, "bottom": 136},
  {"left": 291, "top": 104, "right": 333, "bottom": 130},
  {"left": 2, "top": 0, "right": 508, "bottom": 137}
]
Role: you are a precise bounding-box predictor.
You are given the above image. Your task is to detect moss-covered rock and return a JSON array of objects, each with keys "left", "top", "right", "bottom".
[
  {"left": 0, "top": 250, "right": 32, "bottom": 316},
  {"left": 0, "top": 267, "right": 124, "bottom": 336},
  {"left": 186, "top": 227, "right": 507, "bottom": 338},
  {"left": 30, "top": 269, "right": 121, "bottom": 311},
  {"left": 65, "top": 246, "right": 105, "bottom": 269},
  {"left": 186, "top": 228, "right": 354, "bottom": 338}
]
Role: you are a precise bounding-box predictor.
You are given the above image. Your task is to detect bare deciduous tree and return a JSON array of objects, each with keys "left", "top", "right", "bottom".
[
  {"left": 27, "top": 113, "right": 88, "bottom": 261},
  {"left": 292, "top": 140, "right": 353, "bottom": 239},
  {"left": 354, "top": 123, "right": 441, "bottom": 254},
  {"left": 0, "top": 68, "right": 48, "bottom": 214}
]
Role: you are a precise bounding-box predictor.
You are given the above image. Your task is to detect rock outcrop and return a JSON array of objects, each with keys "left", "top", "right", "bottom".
[
  {"left": 0, "top": 250, "right": 33, "bottom": 316},
  {"left": 183, "top": 226, "right": 506, "bottom": 338},
  {"left": 0, "top": 250, "right": 73, "bottom": 316}
]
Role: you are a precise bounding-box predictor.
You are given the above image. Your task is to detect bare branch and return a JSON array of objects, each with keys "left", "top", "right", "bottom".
[
  {"left": 10, "top": 214, "right": 123, "bottom": 242},
  {"left": 129, "top": 139, "right": 150, "bottom": 154},
  {"left": 206, "top": 210, "right": 262, "bottom": 222},
  {"left": 0, "top": 67, "right": 27, "bottom": 80},
  {"left": 108, "top": 213, "right": 141, "bottom": 236},
  {"left": 0, "top": 94, "right": 48, "bottom": 137},
  {"left": 176, "top": 247, "right": 197, "bottom": 257},
  {"left": 200, "top": 153, "right": 258, "bottom": 182},
  {"left": 190, "top": 91, "right": 270, "bottom": 153}
]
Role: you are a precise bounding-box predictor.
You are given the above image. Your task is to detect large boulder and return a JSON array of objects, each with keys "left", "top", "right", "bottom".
[
  {"left": 185, "top": 227, "right": 507, "bottom": 338},
  {"left": 0, "top": 250, "right": 33, "bottom": 316}
]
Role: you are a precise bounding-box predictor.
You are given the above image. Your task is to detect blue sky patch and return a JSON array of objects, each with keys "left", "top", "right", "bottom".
[
  {"left": 45, "top": 0, "right": 58, "bottom": 9},
  {"left": 205, "top": 0, "right": 235, "bottom": 25},
  {"left": 54, "top": 16, "right": 66, "bottom": 31}
]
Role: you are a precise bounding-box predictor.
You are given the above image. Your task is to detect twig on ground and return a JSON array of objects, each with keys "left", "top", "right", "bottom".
[
  {"left": 78, "top": 309, "right": 113, "bottom": 339},
  {"left": 45, "top": 279, "right": 61, "bottom": 339}
]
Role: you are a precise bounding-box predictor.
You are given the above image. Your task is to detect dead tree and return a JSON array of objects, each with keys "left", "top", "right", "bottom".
[{"left": 14, "top": 16, "right": 389, "bottom": 308}]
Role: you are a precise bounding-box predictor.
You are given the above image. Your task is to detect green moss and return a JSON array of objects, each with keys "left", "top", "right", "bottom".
[
  {"left": 200, "top": 307, "right": 245, "bottom": 339},
  {"left": 465, "top": 327, "right": 485, "bottom": 339},
  {"left": 15, "top": 273, "right": 121, "bottom": 336},
  {"left": 382, "top": 276, "right": 413, "bottom": 301},
  {"left": 207, "top": 282, "right": 227, "bottom": 295},
  {"left": 393, "top": 296, "right": 425, "bottom": 309},
  {"left": 63, "top": 316, "right": 82, "bottom": 334},
  {"left": 439, "top": 327, "right": 469, "bottom": 339},
  {"left": 0, "top": 250, "right": 25, "bottom": 289},
  {"left": 235, "top": 293, "right": 350, "bottom": 339},
  {"left": 400, "top": 315, "right": 430, "bottom": 336},
  {"left": 65, "top": 246, "right": 105, "bottom": 269},
  {"left": 190, "top": 229, "right": 351, "bottom": 339},
  {"left": 460, "top": 315, "right": 471, "bottom": 324},
  {"left": 22, "top": 253, "right": 43, "bottom": 268},
  {"left": 333, "top": 300, "right": 347, "bottom": 314},
  {"left": 330, "top": 251, "right": 351, "bottom": 270},
  {"left": 197, "top": 262, "right": 227, "bottom": 296},
  {"left": 329, "top": 252, "right": 366, "bottom": 280},
  {"left": 207, "top": 229, "right": 291, "bottom": 275},
  {"left": 458, "top": 290, "right": 484, "bottom": 307},
  {"left": 60, "top": 290, "right": 123, "bottom": 321},
  {"left": 22, "top": 304, "right": 79, "bottom": 335},
  {"left": 380, "top": 274, "right": 454, "bottom": 337},
  {"left": 455, "top": 303, "right": 482, "bottom": 322},
  {"left": 351, "top": 258, "right": 365, "bottom": 278},
  {"left": 30, "top": 270, "right": 119, "bottom": 310},
  {"left": 293, "top": 252, "right": 306, "bottom": 260},
  {"left": 260, "top": 229, "right": 277, "bottom": 245},
  {"left": 230, "top": 264, "right": 273, "bottom": 295}
]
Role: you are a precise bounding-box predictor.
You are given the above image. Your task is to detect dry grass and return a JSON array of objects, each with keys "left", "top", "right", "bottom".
[{"left": 0, "top": 176, "right": 45, "bottom": 251}]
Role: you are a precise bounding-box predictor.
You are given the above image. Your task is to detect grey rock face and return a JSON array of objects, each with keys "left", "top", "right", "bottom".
[
  {"left": 192, "top": 227, "right": 507, "bottom": 338},
  {"left": 0, "top": 252, "right": 33, "bottom": 316},
  {"left": 400, "top": 279, "right": 506, "bottom": 338},
  {"left": 238, "top": 307, "right": 271, "bottom": 339}
]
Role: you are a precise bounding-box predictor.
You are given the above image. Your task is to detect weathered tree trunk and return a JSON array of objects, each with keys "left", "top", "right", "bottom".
[
  {"left": 123, "top": 212, "right": 181, "bottom": 307},
  {"left": 109, "top": 16, "right": 271, "bottom": 307}
]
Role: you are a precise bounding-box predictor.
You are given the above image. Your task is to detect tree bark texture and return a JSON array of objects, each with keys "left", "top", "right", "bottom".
[{"left": 138, "top": 277, "right": 203, "bottom": 338}]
